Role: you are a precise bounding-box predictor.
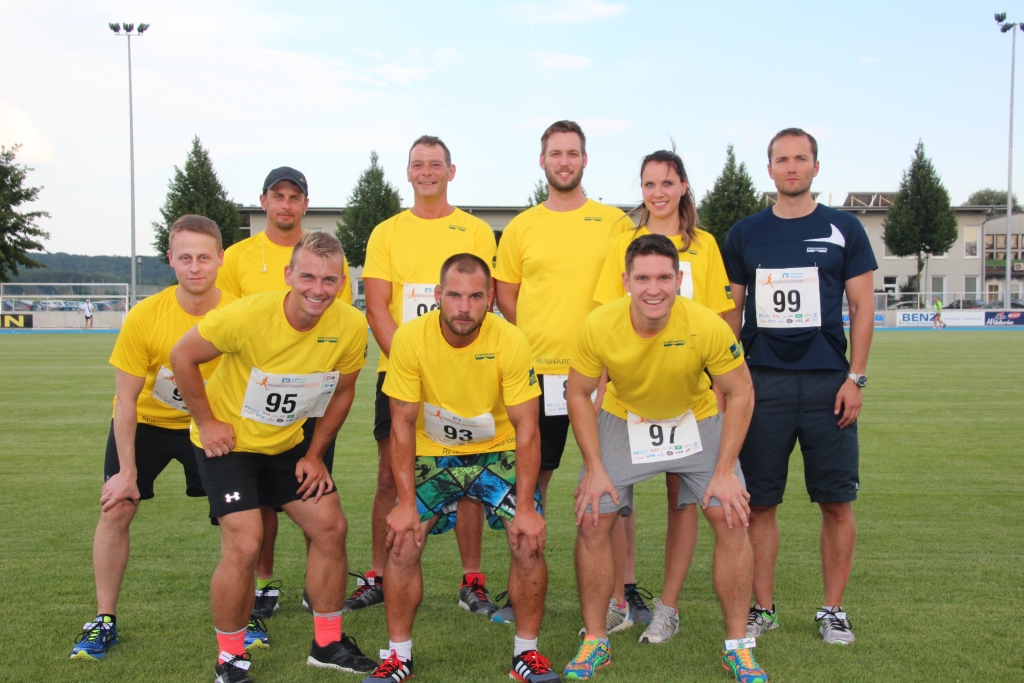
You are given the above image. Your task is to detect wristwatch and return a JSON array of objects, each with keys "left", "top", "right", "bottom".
[{"left": 846, "top": 373, "right": 867, "bottom": 388}]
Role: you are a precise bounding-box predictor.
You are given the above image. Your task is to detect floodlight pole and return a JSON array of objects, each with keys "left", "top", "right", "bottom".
[
  {"left": 997, "top": 15, "right": 1021, "bottom": 309},
  {"left": 110, "top": 23, "right": 148, "bottom": 307}
]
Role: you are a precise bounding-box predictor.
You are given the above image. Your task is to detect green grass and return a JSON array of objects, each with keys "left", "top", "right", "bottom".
[{"left": 0, "top": 331, "right": 1021, "bottom": 682}]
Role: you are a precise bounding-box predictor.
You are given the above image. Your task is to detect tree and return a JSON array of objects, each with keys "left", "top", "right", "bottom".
[
  {"left": 526, "top": 179, "right": 548, "bottom": 207},
  {"left": 882, "top": 141, "right": 958, "bottom": 286},
  {"left": 966, "top": 187, "right": 1022, "bottom": 212},
  {"left": 697, "top": 145, "right": 762, "bottom": 245},
  {"left": 336, "top": 151, "right": 401, "bottom": 267},
  {"left": 0, "top": 144, "right": 50, "bottom": 282},
  {"left": 151, "top": 136, "right": 241, "bottom": 262}
]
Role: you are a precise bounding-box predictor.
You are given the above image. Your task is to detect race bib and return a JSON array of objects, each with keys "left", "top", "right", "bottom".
[
  {"left": 678, "top": 261, "right": 694, "bottom": 299},
  {"left": 423, "top": 402, "right": 495, "bottom": 446},
  {"left": 627, "top": 410, "right": 702, "bottom": 464},
  {"left": 151, "top": 366, "right": 189, "bottom": 412},
  {"left": 240, "top": 368, "right": 338, "bottom": 426},
  {"left": 754, "top": 267, "right": 821, "bottom": 328},
  {"left": 542, "top": 374, "right": 597, "bottom": 416},
  {"left": 402, "top": 283, "right": 439, "bottom": 323}
]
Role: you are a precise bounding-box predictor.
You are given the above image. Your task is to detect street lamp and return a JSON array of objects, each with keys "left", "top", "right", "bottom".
[
  {"left": 108, "top": 21, "right": 150, "bottom": 307},
  {"left": 995, "top": 13, "right": 1022, "bottom": 309}
]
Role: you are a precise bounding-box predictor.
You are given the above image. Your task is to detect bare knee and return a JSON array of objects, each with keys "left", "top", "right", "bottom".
[
  {"left": 819, "top": 501, "right": 854, "bottom": 524},
  {"left": 98, "top": 499, "right": 138, "bottom": 530}
]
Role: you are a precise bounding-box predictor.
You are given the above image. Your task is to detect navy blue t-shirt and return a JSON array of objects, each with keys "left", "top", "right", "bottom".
[{"left": 722, "top": 205, "right": 877, "bottom": 370}]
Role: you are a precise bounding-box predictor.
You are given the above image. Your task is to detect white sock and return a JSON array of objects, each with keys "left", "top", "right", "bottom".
[
  {"left": 389, "top": 639, "right": 412, "bottom": 661},
  {"left": 514, "top": 635, "right": 538, "bottom": 657}
]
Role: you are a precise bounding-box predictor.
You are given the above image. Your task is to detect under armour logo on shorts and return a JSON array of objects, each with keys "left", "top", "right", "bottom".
[{"left": 225, "top": 492, "right": 240, "bottom": 503}]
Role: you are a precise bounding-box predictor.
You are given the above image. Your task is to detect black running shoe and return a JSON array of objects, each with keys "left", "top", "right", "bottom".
[
  {"left": 458, "top": 574, "right": 497, "bottom": 615},
  {"left": 343, "top": 572, "right": 384, "bottom": 613},
  {"left": 362, "top": 649, "right": 414, "bottom": 682},
  {"left": 215, "top": 652, "right": 253, "bottom": 683},
  {"left": 251, "top": 580, "right": 282, "bottom": 620},
  {"left": 307, "top": 634, "right": 376, "bottom": 674},
  {"left": 625, "top": 583, "right": 654, "bottom": 625}
]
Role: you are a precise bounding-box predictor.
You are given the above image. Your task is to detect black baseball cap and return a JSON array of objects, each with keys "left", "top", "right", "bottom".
[{"left": 262, "top": 167, "right": 308, "bottom": 196}]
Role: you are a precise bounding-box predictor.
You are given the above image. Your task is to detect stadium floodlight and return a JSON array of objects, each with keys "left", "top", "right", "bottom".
[
  {"left": 995, "top": 14, "right": 1021, "bottom": 310},
  {"left": 108, "top": 22, "right": 150, "bottom": 308}
]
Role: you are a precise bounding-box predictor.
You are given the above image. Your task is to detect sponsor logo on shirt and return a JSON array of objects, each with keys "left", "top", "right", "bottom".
[
  {"left": 730, "top": 343, "right": 741, "bottom": 359},
  {"left": 806, "top": 247, "right": 828, "bottom": 253},
  {"left": 318, "top": 336, "right": 338, "bottom": 343},
  {"left": 725, "top": 285, "right": 733, "bottom": 300},
  {"left": 449, "top": 224, "right": 467, "bottom": 231},
  {"left": 475, "top": 353, "right": 496, "bottom": 360},
  {"left": 528, "top": 368, "right": 538, "bottom": 385},
  {"left": 583, "top": 217, "right": 604, "bottom": 221},
  {"left": 663, "top": 339, "right": 686, "bottom": 347}
]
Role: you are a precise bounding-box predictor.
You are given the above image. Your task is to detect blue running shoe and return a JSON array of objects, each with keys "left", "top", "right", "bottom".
[
  {"left": 244, "top": 616, "right": 269, "bottom": 651},
  {"left": 70, "top": 616, "right": 119, "bottom": 660}
]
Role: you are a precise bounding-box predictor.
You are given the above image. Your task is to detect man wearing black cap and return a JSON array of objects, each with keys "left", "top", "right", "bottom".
[{"left": 216, "top": 167, "right": 354, "bottom": 632}]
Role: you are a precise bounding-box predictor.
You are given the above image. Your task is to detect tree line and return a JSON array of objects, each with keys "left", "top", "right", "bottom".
[{"left": 2, "top": 137, "right": 1018, "bottom": 282}]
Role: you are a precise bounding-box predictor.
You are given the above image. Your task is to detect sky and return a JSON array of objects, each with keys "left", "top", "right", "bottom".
[{"left": 1, "top": 0, "right": 1019, "bottom": 256}]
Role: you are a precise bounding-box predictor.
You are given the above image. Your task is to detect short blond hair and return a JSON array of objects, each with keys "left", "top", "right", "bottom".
[{"left": 289, "top": 230, "right": 345, "bottom": 269}]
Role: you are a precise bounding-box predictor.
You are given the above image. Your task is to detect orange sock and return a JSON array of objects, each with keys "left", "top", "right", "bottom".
[
  {"left": 313, "top": 610, "right": 343, "bottom": 647},
  {"left": 216, "top": 627, "right": 246, "bottom": 663}
]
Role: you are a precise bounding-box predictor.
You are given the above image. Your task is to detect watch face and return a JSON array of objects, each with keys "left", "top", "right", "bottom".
[{"left": 855, "top": 375, "right": 867, "bottom": 388}]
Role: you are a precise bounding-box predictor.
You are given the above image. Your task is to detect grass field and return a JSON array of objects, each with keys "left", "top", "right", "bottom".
[{"left": 0, "top": 330, "right": 1021, "bottom": 682}]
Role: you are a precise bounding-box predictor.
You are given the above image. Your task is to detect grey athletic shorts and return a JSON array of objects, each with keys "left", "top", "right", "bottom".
[{"left": 580, "top": 410, "right": 743, "bottom": 515}]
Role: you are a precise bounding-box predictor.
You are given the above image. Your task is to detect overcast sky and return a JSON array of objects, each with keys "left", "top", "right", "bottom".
[{"left": 1, "top": 0, "right": 1018, "bottom": 256}]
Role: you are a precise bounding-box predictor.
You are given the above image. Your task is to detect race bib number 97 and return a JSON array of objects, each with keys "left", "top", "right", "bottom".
[
  {"left": 402, "top": 283, "right": 440, "bottom": 323},
  {"left": 423, "top": 402, "right": 496, "bottom": 447},
  {"left": 627, "top": 410, "right": 702, "bottom": 464},
  {"left": 240, "top": 368, "right": 338, "bottom": 426},
  {"left": 753, "top": 267, "right": 821, "bottom": 328}
]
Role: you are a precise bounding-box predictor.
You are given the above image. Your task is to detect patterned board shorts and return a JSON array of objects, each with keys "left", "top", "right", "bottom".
[{"left": 415, "top": 450, "right": 543, "bottom": 534}]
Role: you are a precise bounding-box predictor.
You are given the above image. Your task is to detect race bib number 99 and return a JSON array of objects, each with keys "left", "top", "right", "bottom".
[
  {"left": 240, "top": 368, "right": 338, "bottom": 426},
  {"left": 754, "top": 267, "right": 821, "bottom": 328},
  {"left": 627, "top": 410, "right": 702, "bottom": 464},
  {"left": 402, "top": 283, "right": 440, "bottom": 323},
  {"left": 423, "top": 403, "right": 496, "bottom": 447}
]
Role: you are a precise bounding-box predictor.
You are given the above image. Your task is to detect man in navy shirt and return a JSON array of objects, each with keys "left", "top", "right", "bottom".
[{"left": 722, "top": 128, "right": 876, "bottom": 646}]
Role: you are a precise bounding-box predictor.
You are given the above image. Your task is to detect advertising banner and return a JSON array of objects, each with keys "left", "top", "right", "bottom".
[
  {"left": 895, "top": 311, "right": 985, "bottom": 327},
  {"left": 984, "top": 311, "right": 1024, "bottom": 326}
]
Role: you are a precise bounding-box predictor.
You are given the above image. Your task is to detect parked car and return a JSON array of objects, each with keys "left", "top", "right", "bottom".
[
  {"left": 982, "top": 298, "right": 1024, "bottom": 309},
  {"left": 945, "top": 299, "right": 987, "bottom": 309},
  {"left": 886, "top": 300, "right": 919, "bottom": 310}
]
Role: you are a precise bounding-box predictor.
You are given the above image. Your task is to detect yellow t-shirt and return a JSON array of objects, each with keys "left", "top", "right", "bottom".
[
  {"left": 191, "top": 292, "right": 368, "bottom": 455},
  {"left": 217, "top": 231, "right": 353, "bottom": 304},
  {"left": 362, "top": 208, "right": 497, "bottom": 373},
  {"left": 593, "top": 226, "right": 734, "bottom": 313},
  {"left": 495, "top": 199, "right": 634, "bottom": 374},
  {"left": 571, "top": 297, "right": 743, "bottom": 421},
  {"left": 109, "top": 286, "right": 237, "bottom": 429},
  {"left": 382, "top": 311, "right": 540, "bottom": 457}
]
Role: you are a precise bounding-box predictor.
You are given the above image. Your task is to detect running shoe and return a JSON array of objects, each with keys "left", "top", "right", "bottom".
[
  {"left": 563, "top": 636, "right": 610, "bottom": 680},
  {"left": 244, "top": 616, "right": 269, "bottom": 650},
  {"left": 215, "top": 652, "right": 253, "bottom": 683},
  {"left": 252, "top": 580, "right": 282, "bottom": 620},
  {"left": 638, "top": 598, "right": 679, "bottom": 644},
  {"left": 458, "top": 574, "right": 498, "bottom": 616},
  {"left": 816, "top": 607, "right": 855, "bottom": 645},
  {"left": 491, "top": 591, "right": 515, "bottom": 624},
  {"left": 577, "top": 599, "right": 632, "bottom": 637},
  {"left": 361, "top": 649, "right": 413, "bottom": 682},
  {"left": 624, "top": 583, "right": 654, "bottom": 625},
  {"left": 69, "top": 616, "right": 119, "bottom": 660},
  {"left": 344, "top": 572, "right": 384, "bottom": 613},
  {"left": 745, "top": 605, "right": 779, "bottom": 638},
  {"left": 301, "top": 588, "right": 313, "bottom": 614},
  {"left": 722, "top": 644, "right": 768, "bottom": 683},
  {"left": 307, "top": 634, "right": 376, "bottom": 674},
  {"left": 511, "top": 649, "right": 559, "bottom": 682}
]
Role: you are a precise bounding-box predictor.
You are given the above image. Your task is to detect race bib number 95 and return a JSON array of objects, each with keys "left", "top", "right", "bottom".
[{"left": 240, "top": 368, "right": 338, "bottom": 426}]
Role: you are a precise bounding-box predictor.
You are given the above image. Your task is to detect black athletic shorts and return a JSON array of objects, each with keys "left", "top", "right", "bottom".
[
  {"left": 373, "top": 372, "right": 390, "bottom": 442},
  {"left": 256, "top": 416, "right": 335, "bottom": 509},
  {"left": 537, "top": 374, "right": 570, "bottom": 471},
  {"left": 738, "top": 368, "right": 859, "bottom": 506},
  {"left": 194, "top": 441, "right": 329, "bottom": 519},
  {"left": 104, "top": 421, "right": 205, "bottom": 500}
]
